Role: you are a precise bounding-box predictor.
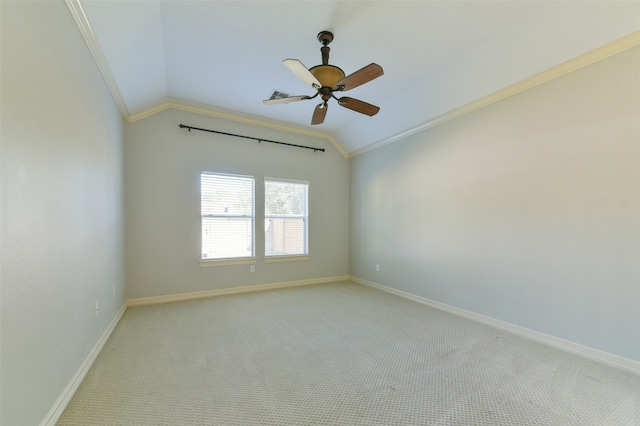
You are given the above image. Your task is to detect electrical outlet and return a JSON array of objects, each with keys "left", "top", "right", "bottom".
[
  {"left": 250, "top": 265, "right": 255, "bottom": 273},
  {"left": 95, "top": 301, "right": 99, "bottom": 317},
  {"left": 375, "top": 263, "right": 380, "bottom": 272}
]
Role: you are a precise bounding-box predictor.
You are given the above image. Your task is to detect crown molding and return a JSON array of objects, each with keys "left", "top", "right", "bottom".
[
  {"left": 350, "top": 30, "right": 640, "bottom": 158},
  {"left": 65, "top": 1, "right": 351, "bottom": 159},
  {"left": 69, "top": 0, "right": 638, "bottom": 161},
  {"left": 128, "top": 99, "right": 350, "bottom": 159},
  {"left": 65, "top": 0, "right": 129, "bottom": 118},
  {"left": 67, "top": 0, "right": 351, "bottom": 158}
]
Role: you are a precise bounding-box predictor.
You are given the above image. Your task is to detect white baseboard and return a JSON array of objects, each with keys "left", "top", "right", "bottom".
[
  {"left": 40, "top": 302, "right": 127, "bottom": 426},
  {"left": 127, "top": 275, "right": 350, "bottom": 307},
  {"left": 39, "top": 275, "right": 349, "bottom": 425},
  {"left": 44, "top": 275, "right": 634, "bottom": 426},
  {"left": 350, "top": 275, "right": 640, "bottom": 375}
]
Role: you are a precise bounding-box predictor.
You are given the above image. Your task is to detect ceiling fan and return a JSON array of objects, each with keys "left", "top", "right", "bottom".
[{"left": 263, "top": 31, "right": 384, "bottom": 125}]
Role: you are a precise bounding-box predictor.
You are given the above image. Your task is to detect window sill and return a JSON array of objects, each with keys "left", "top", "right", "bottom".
[
  {"left": 199, "top": 258, "right": 257, "bottom": 268},
  {"left": 263, "top": 255, "right": 310, "bottom": 263}
]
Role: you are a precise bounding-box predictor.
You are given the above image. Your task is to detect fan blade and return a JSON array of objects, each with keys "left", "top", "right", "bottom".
[
  {"left": 337, "top": 97, "right": 380, "bottom": 116},
  {"left": 283, "top": 59, "right": 322, "bottom": 89},
  {"left": 311, "top": 103, "right": 328, "bottom": 125},
  {"left": 335, "top": 63, "right": 383, "bottom": 91},
  {"left": 263, "top": 95, "right": 309, "bottom": 105}
]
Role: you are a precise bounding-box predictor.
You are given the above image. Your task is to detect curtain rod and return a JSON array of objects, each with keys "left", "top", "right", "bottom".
[{"left": 178, "top": 124, "right": 325, "bottom": 153}]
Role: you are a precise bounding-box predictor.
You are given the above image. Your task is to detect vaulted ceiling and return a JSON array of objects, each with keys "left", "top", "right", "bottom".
[{"left": 71, "top": 1, "right": 640, "bottom": 155}]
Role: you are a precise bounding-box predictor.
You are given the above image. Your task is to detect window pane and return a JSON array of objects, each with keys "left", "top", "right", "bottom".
[
  {"left": 265, "top": 218, "right": 306, "bottom": 256},
  {"left": 201, "top": 173, "right": 254, "bottom": 259},
  {"left": 265, "top": 179, "right": 308, "bottom": 256},
  {"left": 201, "top": 174, "right": 253, "bottom": 216},
  {"left": 202, "top": 217, "right": 253, "bottom": 259},
  {"left": 265, "top": 180, "right": 306, "bottom": 217}
]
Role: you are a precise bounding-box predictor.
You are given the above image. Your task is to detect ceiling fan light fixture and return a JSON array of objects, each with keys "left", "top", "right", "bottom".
[{"left": 309, "top": 65, "right": 345, "bottom": 88}]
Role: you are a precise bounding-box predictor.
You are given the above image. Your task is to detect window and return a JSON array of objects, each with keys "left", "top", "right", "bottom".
[
  {"left": 265, "top": 178, "right": 308, "bottom": 257},
  {"left": 201, "top": 173, "right": 254, "bottom": 260}
]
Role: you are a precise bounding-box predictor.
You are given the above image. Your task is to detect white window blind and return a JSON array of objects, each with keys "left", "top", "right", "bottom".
[
  {"left": 265, "top": 178, "right": 308, "bottom": 257},
  {"left": 201, "top": 173, "right": 254, "bottom": 260}
]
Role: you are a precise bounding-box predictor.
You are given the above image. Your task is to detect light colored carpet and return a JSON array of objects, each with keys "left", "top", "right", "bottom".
[{"left": 58, "top": 281, "right": 640, "bottom": 425}]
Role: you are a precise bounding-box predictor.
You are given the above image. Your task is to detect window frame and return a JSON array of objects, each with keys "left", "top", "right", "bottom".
[{"left": 199, "top": 172, "right": 256, "bottom": 266}]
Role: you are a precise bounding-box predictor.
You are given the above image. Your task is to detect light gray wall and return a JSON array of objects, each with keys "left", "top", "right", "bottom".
[
  {"left": 350, "top": 47, "right": 640, "bottom": 361},
  {"left": 124, "top": 109, "right": 349, "bottom": 299},
  {"left": 0, "top": 2, "right": 125, "bottom": 425}
]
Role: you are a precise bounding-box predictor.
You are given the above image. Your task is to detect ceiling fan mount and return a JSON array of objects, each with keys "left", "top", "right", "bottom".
[
  {"left": 263, "top": 30, "right": 383, "bottom": 125},
  {"left": 317, "top": 30, "right": 334, "bottom": 46}
]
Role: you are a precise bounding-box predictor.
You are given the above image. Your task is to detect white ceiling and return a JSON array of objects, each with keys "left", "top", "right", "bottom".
[{"left": 76, "top": 0, "right": 640, "bottom": 154}]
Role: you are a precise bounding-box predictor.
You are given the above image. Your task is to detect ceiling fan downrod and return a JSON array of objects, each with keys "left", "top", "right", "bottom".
[
  {"left": 310, "top": 31, "right": 346, "bottom": 95},
  {"left": 318, "top": 31, "right": 333, "bottom": 65}
]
